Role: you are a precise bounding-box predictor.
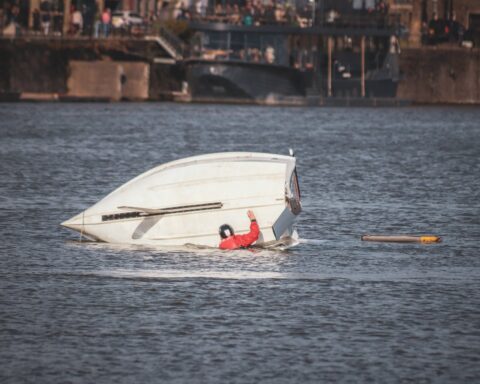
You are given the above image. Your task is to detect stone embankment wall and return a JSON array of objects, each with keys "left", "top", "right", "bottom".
[
  {"left": 1, "top": 39, "right": 479, "bottom": 104},
  {"left": 0, "top": 38, "right": 182, "bottom": 100},
  {"left": 398, "top": 47, "right": 480, "bottom": 104}
]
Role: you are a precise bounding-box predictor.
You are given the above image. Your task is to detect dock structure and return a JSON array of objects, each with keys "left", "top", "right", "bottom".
[{"left": 1, "top": 1, "right": 480, "bottom": 104}]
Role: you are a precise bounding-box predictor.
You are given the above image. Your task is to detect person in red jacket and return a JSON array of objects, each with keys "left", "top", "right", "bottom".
[{"left": 219, "top": 210, "right": 260, "bottom": 250}]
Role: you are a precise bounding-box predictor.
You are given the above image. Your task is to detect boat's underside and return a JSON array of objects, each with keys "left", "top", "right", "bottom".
[{"left": 62, "top": 152, "right": 302, "bottom": 248}]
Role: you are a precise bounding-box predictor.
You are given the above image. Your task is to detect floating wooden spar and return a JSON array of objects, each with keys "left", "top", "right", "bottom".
[{"left": 361, "top": 235, "right": 442, "bottom": 244}]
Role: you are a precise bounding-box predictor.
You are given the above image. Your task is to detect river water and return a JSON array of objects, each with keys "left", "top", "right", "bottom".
[{"left": 1, "top": 103, "right": 479, "bottom": 383}]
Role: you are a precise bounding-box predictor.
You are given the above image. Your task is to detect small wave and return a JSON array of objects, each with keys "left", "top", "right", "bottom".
[
  {"left": 65, "top": 240, "right": 293, "bottom": 253},
  {"left": 92, "top": 269, "right": 288, "bottom": 280},
  {"left": 88, "top": 269, "right": 439, "bottom": 283},
  {"left": 42, "top": 269, "right": 478, "bottom": 284},
  {"left": 298, "top": 238, "right": 329, "bottom": 245}
]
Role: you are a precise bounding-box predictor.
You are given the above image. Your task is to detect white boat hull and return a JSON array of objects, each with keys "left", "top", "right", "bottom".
[{"left": 62, "top": 152, "right": 301, "bottom": 248}]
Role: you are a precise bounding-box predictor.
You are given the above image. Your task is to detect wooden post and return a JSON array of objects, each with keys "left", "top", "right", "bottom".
[
  {"left": 409, "top": 0, "right": 422, "bottom": 46},
  {"left": 327, "top": 36, "right": 332, "bottom": 97},
  {"left": 63, "top": 0, "right": 71, "bottom": 35},
  {"left": 361, "top": 35, "right": 365, "bottom": 98}
]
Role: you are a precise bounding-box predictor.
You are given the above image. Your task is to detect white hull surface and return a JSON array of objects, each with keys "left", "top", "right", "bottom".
[{"left": 61, "top": 152, "right": 302, "bottom": 247}]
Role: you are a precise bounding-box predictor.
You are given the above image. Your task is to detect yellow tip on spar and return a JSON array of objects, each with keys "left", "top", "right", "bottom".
[
  {"left": 419, "top": 236, "right": 442, "bottom": 243},
  {"left": 361, "top": 235, "right": 442, "bottom": 244}
]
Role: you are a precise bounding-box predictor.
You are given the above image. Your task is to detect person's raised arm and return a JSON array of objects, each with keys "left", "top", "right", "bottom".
[{"left": 236, "top": 210, "right": 259, "bottom": 247}]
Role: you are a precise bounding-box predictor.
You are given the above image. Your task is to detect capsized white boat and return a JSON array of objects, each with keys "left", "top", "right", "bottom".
[{"left": 61, "top": 152, "right": 302, "bottom": 248}]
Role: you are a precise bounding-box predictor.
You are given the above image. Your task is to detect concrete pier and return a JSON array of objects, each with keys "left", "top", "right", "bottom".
[{"left": 67, "top": 61, "right": 149, "bottom": 101}]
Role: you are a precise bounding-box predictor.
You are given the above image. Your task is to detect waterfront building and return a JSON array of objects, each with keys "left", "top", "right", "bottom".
[{"left": 387, "top": 0, "right": 480, "bottom": 45}]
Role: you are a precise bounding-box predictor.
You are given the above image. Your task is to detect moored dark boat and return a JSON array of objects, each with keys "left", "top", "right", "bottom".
[{"left": 185, "top": 59, "right": 306, "bottom": 102}]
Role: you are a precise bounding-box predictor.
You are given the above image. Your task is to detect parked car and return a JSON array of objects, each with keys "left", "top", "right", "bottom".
[
  {"left": 426, "top": 18, "right": 465, "bottom": 45},
  {"left": 112, "top": 11, "right": 144, "bottom": 29},
  {"left": 426, "top": 18, "right": 450, "bottom": 44}
]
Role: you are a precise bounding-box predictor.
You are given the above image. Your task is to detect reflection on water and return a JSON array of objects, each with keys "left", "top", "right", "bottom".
[
  {"left": 85, "top": 269, "right": 289, "bottom": 280},
  {"left": 1, "top": 103, "right": 480, "bottom": 383}
]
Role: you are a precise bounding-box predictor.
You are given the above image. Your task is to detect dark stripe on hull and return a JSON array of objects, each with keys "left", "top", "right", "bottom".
[{"left": 103, "top": 202, "right": 223, "bottom": 222}]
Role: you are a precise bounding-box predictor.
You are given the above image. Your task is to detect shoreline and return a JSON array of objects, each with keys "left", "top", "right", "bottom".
[{"left": 2, "top": 94, "right": 479, "bottom": 107}]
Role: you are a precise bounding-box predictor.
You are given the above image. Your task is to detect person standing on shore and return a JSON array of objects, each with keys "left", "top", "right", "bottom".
[
  {"left": 219, "top": 210, "right": 260, "bottom": 250},
  {"left": 93, "top": 2, "right": 101, "bottom": 38},
  {"left": 33, "top": 8, "right": 41, "bottom": 33},
  {"left": 40, "top": 0, "right": 51, "bottom": 35},
  {"left": 72, "top": 7, "right": 83, "bottom": 35},
  {"left": 101, "top": 8, "right": 111, "bottom": 37}
]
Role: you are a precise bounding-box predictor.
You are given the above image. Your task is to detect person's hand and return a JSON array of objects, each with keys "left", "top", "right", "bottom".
[{"left": 247, "top": 210, "right": 256, "bottom": 221}]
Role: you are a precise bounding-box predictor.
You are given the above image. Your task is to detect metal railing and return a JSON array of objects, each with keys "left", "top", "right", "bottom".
[
  {"left": 156, "top": 25, "right": 187, "bottom": 58},
  {"left": 171, "top": 5, "right": 394, "bottom": 30}
]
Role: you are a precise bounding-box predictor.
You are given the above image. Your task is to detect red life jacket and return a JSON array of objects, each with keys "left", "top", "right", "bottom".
[{"left": 219, "top": 220, "right": 260, "bottom": 250}]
